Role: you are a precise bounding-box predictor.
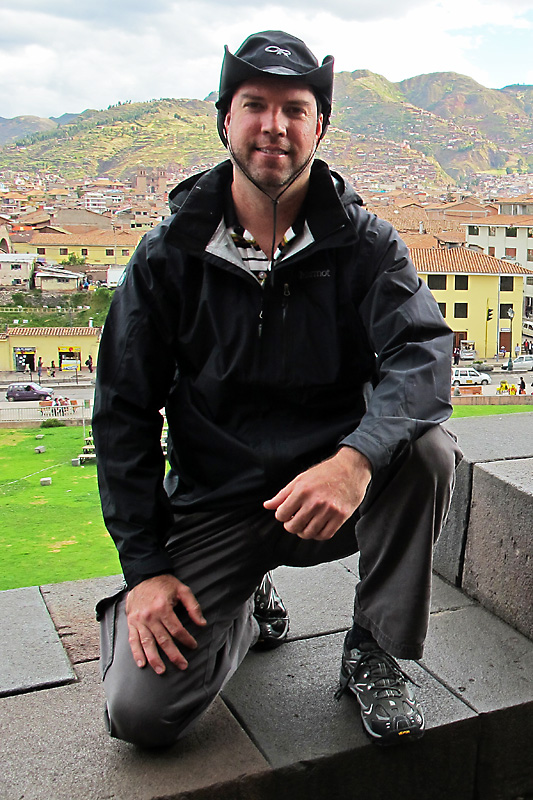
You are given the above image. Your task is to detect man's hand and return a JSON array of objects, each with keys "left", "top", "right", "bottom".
[
  {"left": 125, "top": 574, "right": 206, "bottom": 674},
  {"left": 263, "top": 447, "right": 372, "bottom": 541}
]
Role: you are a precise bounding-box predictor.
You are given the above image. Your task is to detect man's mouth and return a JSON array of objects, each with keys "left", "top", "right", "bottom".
[{"left": 256, "top": 147, "right": 289, "bottom": 156}]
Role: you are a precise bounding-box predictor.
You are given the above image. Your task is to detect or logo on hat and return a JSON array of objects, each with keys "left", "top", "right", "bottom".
[{"left": 265, "top": 45, "right": 291, "bottom": 58}]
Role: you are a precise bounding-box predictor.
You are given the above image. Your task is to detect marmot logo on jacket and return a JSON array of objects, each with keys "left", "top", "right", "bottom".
[{"left": 298, "top": 269, "right": 331, "bottom": 280}]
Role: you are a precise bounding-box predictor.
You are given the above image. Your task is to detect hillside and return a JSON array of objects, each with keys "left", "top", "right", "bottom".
[
  {"left": 1, "top": 70, "right": 533, "bottom": 182},
  {"left": 0, "top": 99, "right": 226, "bottom": 180}
]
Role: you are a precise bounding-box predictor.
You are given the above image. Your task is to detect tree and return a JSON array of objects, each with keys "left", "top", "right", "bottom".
[{"left": 59, "top": 252, "right": 87, "bottom": 267}]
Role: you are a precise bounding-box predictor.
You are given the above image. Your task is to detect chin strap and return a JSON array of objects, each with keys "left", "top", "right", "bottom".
[{"left": 227, "top": 136, "right": 318, "bottom": 265}]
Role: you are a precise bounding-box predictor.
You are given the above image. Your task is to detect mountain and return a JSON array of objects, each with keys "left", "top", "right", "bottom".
[
  {"left": 0, "top": 99, "right": 226, "bottom": 179},
  {"left": 1, "top": 71, "right": 533, "bottom": 183},
  {"left": 0, "top": 115, "right": 59, "bottom": 146}
]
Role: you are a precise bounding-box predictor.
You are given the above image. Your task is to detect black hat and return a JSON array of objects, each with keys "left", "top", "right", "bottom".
[{"left": 216, "top": 30, "right": 334, "bottom": 146}]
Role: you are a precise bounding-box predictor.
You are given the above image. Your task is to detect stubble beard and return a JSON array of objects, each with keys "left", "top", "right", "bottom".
[{"left": 233, "top": 142, "right": 315, "bottom": 192}]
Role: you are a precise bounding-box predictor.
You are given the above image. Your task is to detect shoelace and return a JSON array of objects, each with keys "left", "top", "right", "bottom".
[
  {"left": 255, "top": 573, "right": 287, "bottom": 618},
  {"left": 334, "top": 647, "right": 419, "bottom": 701}
]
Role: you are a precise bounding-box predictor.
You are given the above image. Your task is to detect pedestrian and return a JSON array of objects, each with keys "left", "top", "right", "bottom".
[
  {"left": 515, "top": 343, "right": 521, "bottom": 358},
  {"left": 85, "top": 354, "right": 93, "bottom": 373},
  {"left": 519, "top": 376, "right": 526, "bottom": 394},
  {"left": 93, "top": 30, "right": 461, "bottom": 750},
  {"left": 37, "top": 356, "right": 43, "bottom": 382},
  {"left": 453, "top": 346, "right": 460, "bottom": 365}
]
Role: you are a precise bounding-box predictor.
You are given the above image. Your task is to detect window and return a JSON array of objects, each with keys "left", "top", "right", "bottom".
[
  {"left": 506, "top": 226, "right": 517, "bottom": 237},
  {"left": 437, "top": 303, "right": 446, "bottom": 317},
  {"left": 106, "top": 249, "right": 114, "bottom": 256},
  {"left": 37, "top": 248, "right": 45, "bottom": 255},
  {"left": 455, "top": 275, "right": 468, "bottom": 290},
  {"left": 59, "top": 248, "right": 68, "bottom": 256},
  {"left": 528, "top": 250, "right": 533, "bottom": 262},
  {"left": 121, "top": 249, "right": 130, "bottom": 256},
  {"left": 528, "top": 228, "right": 533, "bottom": 239},
  {"left": 11, "top": 264, "right": 21, "bottom": 270},
  {"left": 427, "top": 274, "right": 447, "bottom": 290},
  {"left": 468, "top": 226, "right": 479, "bottom": 236},
  {"left": 489, "top": 226, "right": 496, "bottom": 237},
  {"left": 81, "top": 248, "right": 88, "bottom": 256},
  {"left": 500, "top": 303, "right": 513, "bottom": 319},
  {"left": 454, "top": 303, "right": 468, "bottom": 318},
  {"left": 488, "top": 247, "right": 495, "bottom": 256},
  {"left": 500, "top": 276, "right": 514, "bottom": 291},
  {"left": 505, "top": 248, "right": 516, "bottom": 258}
]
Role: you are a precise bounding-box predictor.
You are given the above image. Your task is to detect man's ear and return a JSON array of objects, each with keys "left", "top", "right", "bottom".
[
  {"left": 224, "top": 111, "right": 231, "bottom": 139},
  {"left": 316, "top": 113, "right": 324, "bottom": 142}
]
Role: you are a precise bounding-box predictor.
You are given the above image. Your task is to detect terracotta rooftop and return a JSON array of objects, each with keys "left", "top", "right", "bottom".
[
  {"left": 6, "top": 327, "right": 101, "bottom": 336},
  {"left": 402, "top": 233, "right": 437, "bottom": 249},
  {"left": 465, "top": 215, "right": 533, "bottom": 226},
  {"left": 26, "top": 230, "right": 141, "bottom": 246},
  {"left": 410, "top": 247, "right": 533, "bottom": 275}
]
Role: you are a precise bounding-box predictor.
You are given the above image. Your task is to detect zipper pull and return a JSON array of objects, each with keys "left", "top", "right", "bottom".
[
  {"left": 283, "top": 283, "right": 290, "bottom": 298},
  {"left": 258, "top": 309, "right": 263, "bottom": 338}
]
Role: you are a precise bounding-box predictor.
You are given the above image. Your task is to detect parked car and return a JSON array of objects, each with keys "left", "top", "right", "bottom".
[
  {"left": 451, "top": 368, "right": 491, "bottom": 386},
  {"left": 502, "top": 354, "right": 533, "bottom": 371},
  {"left": 6, "top": 382, "right": 54, "bottom": 401}
]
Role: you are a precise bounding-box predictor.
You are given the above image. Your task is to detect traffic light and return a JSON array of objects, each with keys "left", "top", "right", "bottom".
[{"left": 487, "top": 308, "right": 493, "bottom": 321}]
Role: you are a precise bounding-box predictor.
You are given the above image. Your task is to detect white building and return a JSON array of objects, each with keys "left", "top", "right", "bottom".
[
  {"left": 83, "top": 192, "right": 108, "bottom": 214},
  {"left": 0, "top": 253, "right": 37, "bottom": 287},
  {"left": 464, "top": 215, "right": 533, "bottom": 324}
]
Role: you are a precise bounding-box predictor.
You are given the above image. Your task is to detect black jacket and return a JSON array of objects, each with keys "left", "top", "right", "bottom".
[{"left": 93, "top": 159, "right": 453, "bottom": 587}]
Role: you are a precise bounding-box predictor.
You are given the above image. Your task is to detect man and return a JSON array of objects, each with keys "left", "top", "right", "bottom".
[{"left": 93, "top": 31, "right": 461, "bottom": 748}]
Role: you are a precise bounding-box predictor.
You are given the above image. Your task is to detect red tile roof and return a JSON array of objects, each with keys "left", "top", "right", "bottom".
[
  {"left": 26, "top": 230, "right": 141, "bottom": 246},
  {"left": 7, "top": 327, "right": 101, "bottom": 336},
  {"left": 464, "top": 215, "right": 533, "bottom": 226},
  {"left": 410, "top": 248, "right": 533, "bottom": 275}
]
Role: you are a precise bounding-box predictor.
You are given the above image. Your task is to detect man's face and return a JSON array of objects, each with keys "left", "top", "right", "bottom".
[{"left": 224, "top": 77, "right": 323, "bottom": 191}]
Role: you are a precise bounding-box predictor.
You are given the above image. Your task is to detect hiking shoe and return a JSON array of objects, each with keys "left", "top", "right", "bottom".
[
  {"left": 335, "top": 636, "right": 424, "bottom": 745},
  {"left": 251, "top": 572, "right": 289, "bottom": 650}
]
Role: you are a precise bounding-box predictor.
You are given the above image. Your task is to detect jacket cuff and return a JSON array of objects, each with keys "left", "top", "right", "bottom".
[
  {"left": 339, "top": 430, "right": 394, "bottom": 473},
  {"left": 122, "top": 553, "right": 175, "bottom": 590}
]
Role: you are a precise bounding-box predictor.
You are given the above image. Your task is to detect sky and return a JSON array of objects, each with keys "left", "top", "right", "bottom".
[{"left": 2, "top": 0, "right": 533, "bottom": 120}]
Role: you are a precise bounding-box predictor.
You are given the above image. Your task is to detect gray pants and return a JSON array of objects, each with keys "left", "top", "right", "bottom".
[{"left": 97, "top": 426, "right": 461, "bottom": 747}]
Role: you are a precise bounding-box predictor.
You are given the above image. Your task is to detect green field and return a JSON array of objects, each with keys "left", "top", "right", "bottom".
[
  {"left": 451, "top": 404, "right": 533, "bottom": 417},
  {"left": 0, "top": 426, "right": 120, "bottom": 590},
  {"left": 1, "top": 406, "right": 532, "bottom": 590}
]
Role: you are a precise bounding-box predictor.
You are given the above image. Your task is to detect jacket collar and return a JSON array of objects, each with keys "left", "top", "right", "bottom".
[{"left": 165, "top": 158, "right": 361, "bottom": 255}]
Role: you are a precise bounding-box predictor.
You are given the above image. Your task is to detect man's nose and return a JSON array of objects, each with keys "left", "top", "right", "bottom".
[{"left": 261, "top": 108, "right": 287, "bottom": 136}]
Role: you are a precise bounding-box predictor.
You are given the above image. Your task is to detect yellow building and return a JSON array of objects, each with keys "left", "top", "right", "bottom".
[
  {"left": 11, "top": 229, "right": 141, "bottom": 267},
  {"left": 0, "top": 327, "right": 101, "bottom": 373},
  {"left": 410, "top": 248, "right": 533, "bottom": 359}
]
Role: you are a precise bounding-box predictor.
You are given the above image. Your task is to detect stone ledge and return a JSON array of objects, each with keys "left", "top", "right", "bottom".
[{"left": 435, "top": 415, "right": 533, "bottom": 641}]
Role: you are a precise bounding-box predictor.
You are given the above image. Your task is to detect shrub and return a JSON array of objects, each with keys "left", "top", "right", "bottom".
[{"left": 41, "top": 418, "right": 66, "bottom": 428}]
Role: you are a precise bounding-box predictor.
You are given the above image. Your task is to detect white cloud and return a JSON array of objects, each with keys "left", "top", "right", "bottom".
[{"left": 1, "top": 0, "right": 533, "bottom": 117}]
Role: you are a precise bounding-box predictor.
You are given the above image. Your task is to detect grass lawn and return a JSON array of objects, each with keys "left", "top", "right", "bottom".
[
  {"left": 2, "top": 406, "right": 533, "bottom": 590},
  {"left": 0, "top": 426, "right": 120, "bottom": 590},
  {"left": 451, "top": 404, "right": 533, "bottom": 417}
]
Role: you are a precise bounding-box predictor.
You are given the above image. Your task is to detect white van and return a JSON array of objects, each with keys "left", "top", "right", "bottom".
[{"left": 451, "top": 367, "right": 491, "bottom": 386}]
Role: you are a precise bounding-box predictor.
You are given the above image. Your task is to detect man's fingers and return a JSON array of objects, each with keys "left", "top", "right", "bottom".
[
  {"left": 176, "top": 584, "right": 207, "bottom": 628},
  {"left": 130, "top": 621, "right": 191, "bottom": 674},
  {"left": 263, "top": 485, "right": 291, "bottom": 512}
]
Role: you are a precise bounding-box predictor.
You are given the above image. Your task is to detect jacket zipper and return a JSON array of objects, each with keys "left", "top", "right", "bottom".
[{"left": 282, "top": 282, "right": 290, "bottom": 377}]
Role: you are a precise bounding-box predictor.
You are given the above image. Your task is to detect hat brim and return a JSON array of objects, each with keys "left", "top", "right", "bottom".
[{"left": 215, "top": 47, "right": 334, "bottom": 110}]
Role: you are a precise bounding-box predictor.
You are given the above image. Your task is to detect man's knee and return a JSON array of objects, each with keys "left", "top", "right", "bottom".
[
  {"left": 411, "top": 425, "right": 462, "bottom": 484},
  {"left": 104, "top": 672, "right": 201, "bottom": 747}
]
